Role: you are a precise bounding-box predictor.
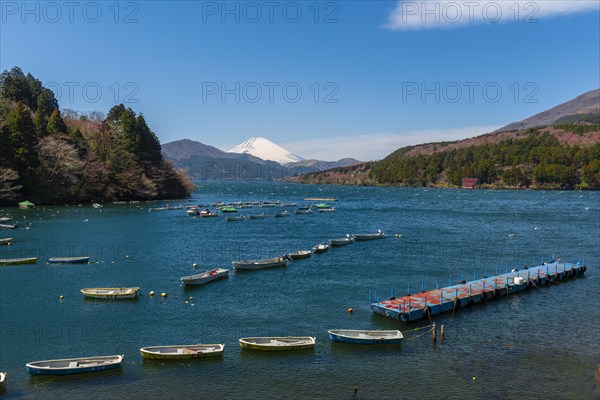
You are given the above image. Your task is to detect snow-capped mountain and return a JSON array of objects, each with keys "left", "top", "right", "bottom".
[{"left": 228, "top": 137, "right": 304, "bottom": 165}]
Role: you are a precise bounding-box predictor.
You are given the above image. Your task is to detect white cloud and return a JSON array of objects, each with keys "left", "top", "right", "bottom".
[
  {"left": 385, "top": 1, "right": 599, "bottom": 31},
  {"left": 282, "top": 125, "right": 500, "bottom": 161}
]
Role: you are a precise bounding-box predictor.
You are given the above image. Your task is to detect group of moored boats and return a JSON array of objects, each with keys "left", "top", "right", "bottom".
[
  {"left": 6, "top": 329, "right": 403, "bottom": 379},
  {"left": 231, "top": 231, "right": 385, "bottom": 271},
  {"left": 186, "top": 202, "right": 336, "bottom": 220}
]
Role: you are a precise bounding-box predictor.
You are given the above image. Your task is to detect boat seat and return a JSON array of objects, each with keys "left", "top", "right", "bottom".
[{"left": 68, "top": 362, "right": 78, "bottom": 368}]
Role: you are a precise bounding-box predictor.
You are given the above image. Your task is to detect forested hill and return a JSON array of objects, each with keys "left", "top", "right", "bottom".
[
  {"left": 0, "top": 67, "right": 193, "bottom": 205},
  {"left": 288, "top": 124, "right": 600, "bottom": 190}
]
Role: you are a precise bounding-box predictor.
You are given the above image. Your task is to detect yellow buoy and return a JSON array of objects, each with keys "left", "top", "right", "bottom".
[
  {"left": 347, "top": 307, "right": 353, "bottom": 313},
  {"left": 472, "top": 377, "right": 476, "bottom": 381},
  {"left": 59, "top": 295, "right": 64, "bottom": 300},
  {"left": 149, "top": 291, "right": 155, "bottom": 296},
  {"left": 161, "top": 292, "right": 167, "bottom": 298}
]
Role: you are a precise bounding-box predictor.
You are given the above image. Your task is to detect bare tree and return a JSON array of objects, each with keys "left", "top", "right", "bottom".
[{"left": 0, "top": 168, "right": 22, "bottom": 202}]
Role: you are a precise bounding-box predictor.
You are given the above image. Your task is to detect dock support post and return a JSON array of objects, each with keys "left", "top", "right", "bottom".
[
  {"left": 496, "top": 263, "right": 498, "bottom": 275},
  {"left": 461, "top": 272, "right": 464, "bottom": 282},
  {"left": 391, "top": 286, "right": 394, "bottom": 298},
  {"left": 407, "top": 282, "right": 410, "bottom": 296},
  {"left": 432, "top": 322, "right": 437, "bottom": 344},
  {"left": 473, "top": 271, "right": 476, "bottom": 281},
  {"left": 421, "top": 279, "right": 424, "bottom": 292},
  {"left": 441, "top": 324, "right": 445, "bottom": 341},
  {"left": 542, "top": 255, "right": 544, "bottom": 264},
  {"left": 436, "top": 277, "right": 439, "bottom": 289},
  {"left": 450, "top": 274, "right": 452, "bottom": 286},
  {"left": 505, "top": 263, "right": 508, "bottom": 274},
  {"left": 369, "top": 290, "right": 372, "bottom": 303}
]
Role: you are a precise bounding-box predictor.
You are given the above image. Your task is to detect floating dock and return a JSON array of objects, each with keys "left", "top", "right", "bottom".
[{"left": 371, "top": 259, "right": 587, "bottom": 323}]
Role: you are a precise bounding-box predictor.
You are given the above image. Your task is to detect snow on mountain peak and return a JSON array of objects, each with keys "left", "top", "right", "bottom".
[{"left": 228, "top": 137, "right": 304, "bottom": 165}]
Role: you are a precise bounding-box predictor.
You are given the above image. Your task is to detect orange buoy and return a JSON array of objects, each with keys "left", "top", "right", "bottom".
[{"left": 347, "top": 307, "right": 353, "bottom": 314}]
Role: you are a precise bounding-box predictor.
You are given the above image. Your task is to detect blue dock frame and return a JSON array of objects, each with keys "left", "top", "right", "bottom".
[{"left": 371, "top": 259, "right": 587, "bottom": 323}]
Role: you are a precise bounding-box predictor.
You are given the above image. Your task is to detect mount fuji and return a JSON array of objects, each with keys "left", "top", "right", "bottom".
[{"left": 228, "top": 137, "right": 304, "bottom": 165}]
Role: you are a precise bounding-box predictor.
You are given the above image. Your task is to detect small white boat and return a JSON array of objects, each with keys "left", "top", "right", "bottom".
[
  {"left": 318, "top": 208, "right": 336, "bottom": 213},
  {"left": 49, "top": 256, "right": 90, "bottom": 264},
  {"left": 353, "top": 230, "right": 385, "bottom": 240},
  {"left": 181, "top": 268, "right": 229, "bottom": 286},
  {"left": 232, "top": 257, "right": 288, "bottom": 270},
  {"left": 0, "top": 217, "right": 13, "bottom": 222},
  {"left": 313, "top": 243, "right": 330, "bottom": 254},
  {"left": 140, "top": 344, "right": 224, "bottom": 360},
  {"left": 226, "top": 215, "right": 245, "bottom": 221},
  {"left": 199, "top": 209, "right": 219, "bottom": 217},
  {"left": 0, "top": 371, "right": 5, "bottom": 385},
  {"left": 0, "top": 238, "right": 12, "bottom": 245},
  {"left": 80, "top": 287, "right": 139, "bottom": 299},
  {"left": 275, "top": 211, "right": 289, "bottom": 217},
  {"left": 239, "top": 337, "right": 316, "bottom": 351},
  {"left": 92, "top": 203, "right": 103, "bottom": 209},
  {"left": 0, "top": 224, "right": 17, "bottom": 230},
  {"left": 328, "top": 329, "right": 404, "bottom": 344},
  {"left": 26, "top": 355, "right": 123, "bottom": 375},
  {"left": 294, "top": 207, "right": 313, "bottom": 215},
  {"left": 330, "top": 236, "right": 354, "bottom": 246},
  {"left": 287, "top": 250, "right": 311, "bottom": 260}
]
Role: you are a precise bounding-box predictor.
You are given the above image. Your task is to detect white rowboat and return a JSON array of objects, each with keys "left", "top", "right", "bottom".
[
  {"left": 26, "top": 355, "right": 124, "bottom": 375},
  {"left": 239, "top": 337, "right": 316, "bottom": 351},
  {"left": 181, "top": 268, "right": 229, "bottom": 285},
  {"left": 140, "top": 344, "right": 224, "bottom": 360},
  {"left": 328, "top": 329, "right": 404, "bottom": 344}
]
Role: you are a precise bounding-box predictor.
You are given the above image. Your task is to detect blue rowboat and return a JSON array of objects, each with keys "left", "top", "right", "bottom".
[
  {"left": 26, "top": 355, "right": 124, "bottom": 375},
  {"left": 328, "top": 330, "right": 403, "bottom": 344}
]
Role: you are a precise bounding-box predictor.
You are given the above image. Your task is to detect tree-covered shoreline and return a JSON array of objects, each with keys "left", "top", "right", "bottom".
[
  {"left": 0, "top": 67, "right": 194, "bottom": 206},
  {"left": 287, "top": 126, "right": 600, "bottom": 190}
]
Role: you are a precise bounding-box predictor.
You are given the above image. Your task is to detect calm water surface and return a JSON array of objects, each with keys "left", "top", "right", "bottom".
[{"left": 1, "top": 182, "right": 599, "bottom": 399}]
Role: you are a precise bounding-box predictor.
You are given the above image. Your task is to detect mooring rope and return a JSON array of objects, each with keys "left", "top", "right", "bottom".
[{"left": 404, "top": 325, "right": 435, "bottom": 341}]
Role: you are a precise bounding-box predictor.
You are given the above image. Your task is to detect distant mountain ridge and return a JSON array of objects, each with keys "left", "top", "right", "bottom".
[
  {"left": 496, "top": 88, "right": 599, "bottom": 132},
  {"left": 162, "top": 138, "right": 361, "bottom": 180}
]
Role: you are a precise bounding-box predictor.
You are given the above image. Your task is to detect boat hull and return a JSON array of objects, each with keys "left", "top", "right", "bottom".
[
  {"left": 0, "top": 238, "right": 12, "bottom": 245},
  {"left": 239, "top": 337, "right": 316, "bottom": 351},
  {"left": 353, "top": 233, "right": 385, "bottom": 241},
  {"left": 48, "top": 257, "right": 90, "bottom": 264},
  {"left": 181, "top": 269, "right": 229, "bottom": 285},
  {"left": 313, "top": 245, "right": 330, "bottom": 254},
  {"left": 26, "top": 355, "right": 123, "bottom": 376},
  {"left": 140, "top": 344, "right": 224, "bottom": 360},
  {"left": 80, "top": 287, "right": 139, "bottom": 299},
  {"left": 288, "top": 251, "right": 311, "bottom": 260},
  {"left": 330, "top": 238, "right": 353, "bottom": 246},
  {"left": 328, "top": 330, "right": 403, "bottom": 344},
  {"left": 232, "top": 258, "right": 287, "bottom": 270},
  {"left": 0, "top": 257, "right": 37, "bottom": 266}
]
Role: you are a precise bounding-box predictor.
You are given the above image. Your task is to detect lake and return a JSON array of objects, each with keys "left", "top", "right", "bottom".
[{"left": 1, "top": 182, "right": 599, "bottom": 399}]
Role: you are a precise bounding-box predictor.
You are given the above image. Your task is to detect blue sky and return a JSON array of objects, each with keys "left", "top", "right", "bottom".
[{"left": 1, "top": 1, "right": 599, "bottom": 161}]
